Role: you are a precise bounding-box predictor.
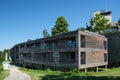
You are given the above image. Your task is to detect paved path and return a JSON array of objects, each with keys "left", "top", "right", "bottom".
[{"left": 4, "top": 64, "right": 31, "bottom": 80}]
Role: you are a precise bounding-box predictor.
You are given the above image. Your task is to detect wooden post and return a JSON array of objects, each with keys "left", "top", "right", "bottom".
[
  {"left": 96, "top": 66, "right": 98, "bottom": 72},
  {"left": 85, "top": 68, "right": 87, "bottom": 72},
  {"left": 105, "top": 65, "right": 107, "bottom": 71}
]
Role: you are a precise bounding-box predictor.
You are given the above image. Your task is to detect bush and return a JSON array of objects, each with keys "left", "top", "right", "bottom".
[
  {"left": 0, "top": 65, "right": 3, "bottom": 72},
  {"left": 71, "top": 69, "right": 80, "bottom": 73}
]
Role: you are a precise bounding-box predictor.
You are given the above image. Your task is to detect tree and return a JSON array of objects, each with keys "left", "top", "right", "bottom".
[
  {"left": 42, "top": 29, "right": 50, "bottom": 38},
  {"left": 52, "top": 16, "right": 69, "bottom": 35},
  {"left": 0, "top": 51, "right": 4, "bottom": 64},
  {"left": 0, "top": 51, "right": 4, "bottom": 71},
  {"left": 90, "top": 14, "right": 111, "bottom": 34},
  {"left": 77, "top": 27, "right": 85, "bottom": 31}
]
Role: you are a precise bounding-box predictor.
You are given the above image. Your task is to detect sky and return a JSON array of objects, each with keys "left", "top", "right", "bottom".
[{"left": 0, "top": 0, "right": 120, "bottom": 51}]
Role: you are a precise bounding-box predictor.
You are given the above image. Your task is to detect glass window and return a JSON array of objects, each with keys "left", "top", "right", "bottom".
[
  {"left": 104, "top": 53, "right": 107, "bottom": 62},
  {"left": 81, "top": 52, "right": 86, "bottom": 64},
  {"left": 52, "top": 42, "right": 55, "bottom": 48},
  {"left": 104, "top": 41, "right": 107, "bottom": 50},
  {"left": 44, "top": 42, "right": 47, "bottom": 48},
  {"left": 68, "top": 40, "right": 72, "bottom": 48},
  {"left": 81, "top": 35, "right": 86, "bottom": 48},
  {"left": 68, "top": 39, "right": 76, "bottom": 48}
]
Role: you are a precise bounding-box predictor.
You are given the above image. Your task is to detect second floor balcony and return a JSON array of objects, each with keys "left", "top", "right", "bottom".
[{"left": 20, "top": 45, "right": 76, "bottom": 53}]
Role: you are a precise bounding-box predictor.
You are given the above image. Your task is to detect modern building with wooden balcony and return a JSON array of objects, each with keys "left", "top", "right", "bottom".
[{"left": 11, "top": 30, "right": 108, "bottom": 71}]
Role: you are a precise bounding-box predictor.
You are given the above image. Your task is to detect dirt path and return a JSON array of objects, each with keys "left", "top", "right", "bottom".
[{"left": 4, "top": 64, "right": 31, "bottom": 80}]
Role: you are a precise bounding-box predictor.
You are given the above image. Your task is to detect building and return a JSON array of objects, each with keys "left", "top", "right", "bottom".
[
  {"left": 11, "top": 30, "right": 108, "bottom": 71},
  {"left": 105, "top": 32, "right": 120, "bottom": 67},
  {"left": 109, "top": 22, "right": 120, "bottom": 32}
]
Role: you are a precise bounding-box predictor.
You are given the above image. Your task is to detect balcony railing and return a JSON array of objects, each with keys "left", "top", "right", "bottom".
[
  {"left": 20, "top": 57, "right": 76, "bottom": 64},
  {"left": 59, "top": 58, "right": 76, "bottom": 64},
  {"left": 20, "top": 57, "right": 54, "bottom": 63},
  {"left": 33, "top": 58, "right": 54, "bottom": 63},
  {"left": 20, "top": 46, "right": 76, "bottom": 53}
]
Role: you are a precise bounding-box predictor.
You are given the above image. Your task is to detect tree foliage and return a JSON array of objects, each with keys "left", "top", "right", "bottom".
[
  {"left": 0, "top": 49, "right": 10, "bottom": 64},
  {"left": 77, "top": 27, "right": 85, "bottom": 31},
  {"left": 0, "top": 51, "right": 5, "bottom": 71},
  {"left": 0, "top": 51, "right": 4, "bottom": 64},
  {"left": 90, "top": 14, "right": 111, "bottom": 34},
  {"left": 43, "top": 29, "right": 50, "bottom": 38},
  {"left": 52, "top": 16, "right": 69, "bottom": 35}
]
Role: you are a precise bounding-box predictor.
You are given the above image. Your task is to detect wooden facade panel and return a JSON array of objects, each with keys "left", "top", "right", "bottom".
[{"left": 86, "top": 51, "right": 105, "bottom": 64}]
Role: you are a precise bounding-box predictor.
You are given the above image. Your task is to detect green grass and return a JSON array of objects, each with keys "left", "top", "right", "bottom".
[
  {"left": 0, "top": 70, "right": 9, "bottom": 80},
  {"left": 19, "top": 68, "right": 62, "bottom": 80},
  {"left": 19, "top": 67, "right": 120, "bottom": 80}
]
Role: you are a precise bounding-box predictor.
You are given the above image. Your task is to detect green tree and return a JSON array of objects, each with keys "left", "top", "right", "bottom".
[
  {"left": 42, "top": 29, "right": 50, "bottom": 38},
  {"left": 0, "top": 51, "right": 4, "bottom": 63},
  {"left": 77, "top": 27, "right": 85, "bottom": 31},
  {"left": 90, "top": 14, "right": 111, "bottom": 34},
  {"left": 52, "top": 16, "right": 69, "bottom": 35},
  {"left": 0, "top": 51, "right": 4, "bottom": 71}
]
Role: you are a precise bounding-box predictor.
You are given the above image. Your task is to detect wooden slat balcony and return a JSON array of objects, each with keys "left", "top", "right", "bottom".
[
  {"left": 59, "top": 58, "right": 76, "bottom": 64},
  {"left": 20, "top": 57, "right": 54, "bottom": 63},
  {"left": 33, "top": 58, "right": 54, "bottom": 63},
  {"left": 19, "top": 46, "right": 76, "bottom": 53}
]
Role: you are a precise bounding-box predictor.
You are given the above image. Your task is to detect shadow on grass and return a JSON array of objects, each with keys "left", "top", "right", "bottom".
[{"left": 41, "top": 75, "right": 120, "bottom": 80}]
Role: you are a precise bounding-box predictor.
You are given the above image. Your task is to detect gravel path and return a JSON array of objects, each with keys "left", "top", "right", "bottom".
[{"left": 4, "top": 64, "right": 31, "bottom": 80}]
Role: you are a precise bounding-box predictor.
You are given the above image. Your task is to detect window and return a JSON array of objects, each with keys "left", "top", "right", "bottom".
[
  {"left": 68, "top": 39, "right": 76, "bottom": 48},
  {"left": 104, "top": 41, "right": 107, "bottom": 50},
  {"left": 32, "top": 44, "right": 37, "bottom": 48},
  {"left": 59, "top": 52, "right": 76, "bottom": 64},
  {"left": 68, "top": 40, "right": 72, "bottom": 48},
  {"left": 20, "top": 45, "right": 24, "bottom": 49},
  {"left": 104, "top": 53, "right": 107, "bottom": 62},
  {"left": 50, "top": 53, "right": 53, "bottom": 59},
  {"left": 52, "top": 42, "right": 55, "bottom": 48},
  {"left": 81, "top": 52, "right": 86, "bottom": 64},
  {"left": 81, "top": 35, "right": 86, "bottom": 48},
  {"left": 71, "top": 52, "right": 75, "bottom": 59},
  {"left": 52, "top": 41, "right": 58, "bottom": 48},
  {"left": 43, "top": 42, "right": 47, "bottom": 48},
  {"left": 43, "top": 53, "right": 47, "bottom": 59}
]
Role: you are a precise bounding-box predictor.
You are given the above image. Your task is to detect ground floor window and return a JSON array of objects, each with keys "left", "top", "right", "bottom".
[
  {"left": 81, "top": 52, "right": 86, "bottom": 64},
  {"left": 104, "top": 53, "right": 107, "bottom": 62}
]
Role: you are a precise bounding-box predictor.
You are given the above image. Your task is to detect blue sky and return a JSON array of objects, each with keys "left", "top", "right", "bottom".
[{"left": 0, "top": 0, "right": 120, "bottom": 51}]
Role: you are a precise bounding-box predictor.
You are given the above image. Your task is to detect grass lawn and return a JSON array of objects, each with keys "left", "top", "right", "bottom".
[
  {"left": 0, "top": 70, "right": 9, "bottom": 80},
  {"left": 19, "top": 67, "right": 120, "bottom": 80}
]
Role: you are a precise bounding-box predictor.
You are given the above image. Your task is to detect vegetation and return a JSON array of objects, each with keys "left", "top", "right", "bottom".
[
  {"left": 0, "top": 49, "right": 10, "bottom": 80},
  {"left": 0, "top": 70, "right": 9, "bottom": 80},
  {"left": 77, "top": 27, "right": 86, "bottom": 31},
  {"left": 90, "top": 14, "right": 111, "bottom": 34},
  {"left": 0, "top": 51, "right": 5, "bottom": 71},
  {"left": 52, "top": 16, "right": 69, "bottom": 35},
  {"left": 42, "top": 29, "right": 50, "bottom": 38},
  {"left": 20, "top": 67, "right": 120, "bottom": 80}
]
